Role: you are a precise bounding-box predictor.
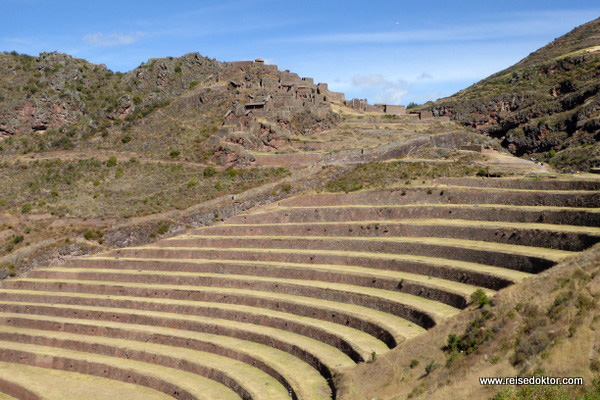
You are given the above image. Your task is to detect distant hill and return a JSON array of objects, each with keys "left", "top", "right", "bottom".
[
  {"left": 428, "top": 17, "right": 600, "bottom": 171},
  {"left": 0, "top": 51, "right": 342, "bottom": 165}
]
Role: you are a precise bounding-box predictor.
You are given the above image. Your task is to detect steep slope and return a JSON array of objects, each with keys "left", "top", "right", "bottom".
[{"left": 428, "top": 17, "right": 600, "bottom": 171}]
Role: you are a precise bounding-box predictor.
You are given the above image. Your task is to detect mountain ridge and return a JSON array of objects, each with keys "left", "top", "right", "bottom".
[{"left": 428, "top": 17, "right": 600, "bottom": 172}]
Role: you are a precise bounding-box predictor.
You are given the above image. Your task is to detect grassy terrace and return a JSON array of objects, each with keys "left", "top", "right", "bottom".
[
  {"left": 66, "top": 256, "right": 493, "bottom": 301},
  {"left": 165, "top": 234, "right": 573, "bottom": 261},
  {"left": 244, "top": 203, "right": 600, "bottom": 213},
  {"left": 319, "top": 161, "right": 494, "bottom": 193},
  {"left": 0, "top": 288, "right": 357, "bottom": 370},
  {"left": 0, "top": 307, "right": 337, "bottom": 397},
  {"left": 0, "top": 281, "right": 422, "bottom": 346},
  {"left": 0, "top": 324, "right": 290, "bottom": 400},
  {"left": 0, "top": 340, "right": 241, "bottom": 400},
  {"left": 27, "top": 267, "right": 462, "bottom": 322},
  {"left": 0, "top": 288, "right": 390, "bottom": 360},
  {"left": 0, "top": 361, "right": 171, "bottom": 400},
  {"left": 0, "top": 174, "right": 597, "bottom": 398},
  {"left": 211, "top": 219, "right": 600, "bottom": 236},
  {"left": 123, "top": 247, "right": 532, "bottom": 283}
]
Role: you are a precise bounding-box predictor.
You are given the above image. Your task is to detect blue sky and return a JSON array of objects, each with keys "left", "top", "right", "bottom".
[{"left": 1, "top": 1, "right": 599, "bottom": 105}]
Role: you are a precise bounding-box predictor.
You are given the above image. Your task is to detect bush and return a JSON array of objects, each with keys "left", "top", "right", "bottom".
[
  {"left": 409, "top": 359, "right": 419, "bottom": 369},
  {"left": 156, "top": 222, "right": 169, "bottom": 235},
  {"left": 425, "top": 360, "right": 437, "bottom": 376},
  {"left": 106, "top": 156, "right": 117, "bottom": 167},
  {"left": 187, "top": 180, "right": 196, "bottom": 188},
  {"left": 169, "top": 149, "right": 181, "bottom": 158},
  {"left": 226, "top": 168, "right": 238, "bottom": 178},
  {"left": 203, "top": 166, "right": 217, "bottom": 178},
  {"left": 189, "top": 80, "right": 199, "bottom": 89},
  {"left": 281, "top": 183, "right": 292, "bottom": 194},
  {"left": 470, "top": 288, "right": 490, "bottom": 307},
  {"left": 83, "top": 230, "right": 103, "bottom": 242},
  {"left": 121, "top": 133, "right": 132, "bottom": 143},
  {"left": 21, "top": 203, "right": 32, "bottom": 213}
]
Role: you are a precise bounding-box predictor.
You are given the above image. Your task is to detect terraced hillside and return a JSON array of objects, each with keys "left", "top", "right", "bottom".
[{"left": 0, "top": 176, "right": 598, "bottom": 399}]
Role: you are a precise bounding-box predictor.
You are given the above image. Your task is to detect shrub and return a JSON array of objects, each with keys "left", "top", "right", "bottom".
[
  {"left": 203, "top": 166, "right": 217, "bottom": 178},
  {"left": 409, "top": 359, "right": 419, "bottom": 369},
  {"left": 425, "top": 361, "right": 437, "bottom": 376},
  {"left": 106, "top": 156, "right": 117, "bottom": 167},
  {"left": 156, "top": 222, "right": 169, "bottom": 235},
  {"left": 470, "top": 288, "right": 490, "bottom": 307},
  {"left": 21, "top": 203, "right": 32, "bottom": 213},
  {"left": 476, "top": 167, "right": 489, "bottom": 177},
  {"left": 281, "top": 183, "right": 292, "bottom": 193},
  {"left": 226, "top": 168, "right": 238, "bottom": 178},
  {"left": 189, "top": 80, "right": 199, "bottom": 89},
  {"left": 132, "top": 95, "right": 142, "bottom": 105},
  {"left": 169, "top": 149, "right": 180, "bottom": 158},
  {"left": 121, "top": 133, "right": 132, "bottom": 143},
  {"left": 187, "top": 180, "right": 196, "bottom": 188},
  {"left": 83, "top": 230, "right": 103, "bottom": 242}
]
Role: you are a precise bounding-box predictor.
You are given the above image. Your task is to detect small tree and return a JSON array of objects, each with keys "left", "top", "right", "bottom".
[{"left": 470, "top": 288, "right": 490, "bottom": 308}]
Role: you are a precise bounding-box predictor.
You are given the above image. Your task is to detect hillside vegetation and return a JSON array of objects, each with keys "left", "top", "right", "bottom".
[{"left": 429, "top": 17, "right": 600, "bottom": 172}]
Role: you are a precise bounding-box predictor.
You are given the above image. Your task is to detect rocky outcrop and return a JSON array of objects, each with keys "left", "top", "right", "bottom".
[{"left": 428, "top": 17, "right": 600, "bottom": 170}]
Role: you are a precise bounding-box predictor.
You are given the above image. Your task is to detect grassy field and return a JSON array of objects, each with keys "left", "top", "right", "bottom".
[
  {"left": 0, "top": 159, "right": 290, "bottom": 267},
  {"left": 321, "top": 160, "right": 498, "bottom": 193},
  {"left": 0, "top": 159, "right": 289, "bottom": 219}
]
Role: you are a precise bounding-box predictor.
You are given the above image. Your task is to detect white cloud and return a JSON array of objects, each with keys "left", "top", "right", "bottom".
[
  {"left": 352, "top": 74, "right": 408, "bottom": 104},
  {"left": 417, "top": 72, "right": 433, "bottom": 80},
  {"left": 82, "top": 32, "right": 146, "bottom": 46},
  {"left": 352, "top": 74, "right": 387, "bottom": 86}
]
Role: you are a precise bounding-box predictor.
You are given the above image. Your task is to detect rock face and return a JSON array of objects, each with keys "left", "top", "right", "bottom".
[
  {"left": 428, "top": 17, "right": 600, "bottom": 171},
  {"left": 0, "top": 51, "right": 223, "bottom": 137}
]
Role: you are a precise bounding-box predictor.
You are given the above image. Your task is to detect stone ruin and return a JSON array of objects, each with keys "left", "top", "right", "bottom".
[
  {"left": 224, "top": 59, "right": 346, "bottom": 122},
  {"left": 343, "top": 98, "right": 406, "bottom": 115}
]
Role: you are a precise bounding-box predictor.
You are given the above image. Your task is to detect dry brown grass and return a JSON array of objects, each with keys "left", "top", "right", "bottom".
[{"left": 337, "top": 244, "right": 600, "bottom": 400}]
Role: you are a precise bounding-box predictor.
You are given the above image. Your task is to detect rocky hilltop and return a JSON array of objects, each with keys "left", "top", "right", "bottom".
[
  {"left": 427, "top": 17, "right": 600, "bottom": 171},
  {"left": 0, "top": 51, "right": 366, "bottom": 166}
]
